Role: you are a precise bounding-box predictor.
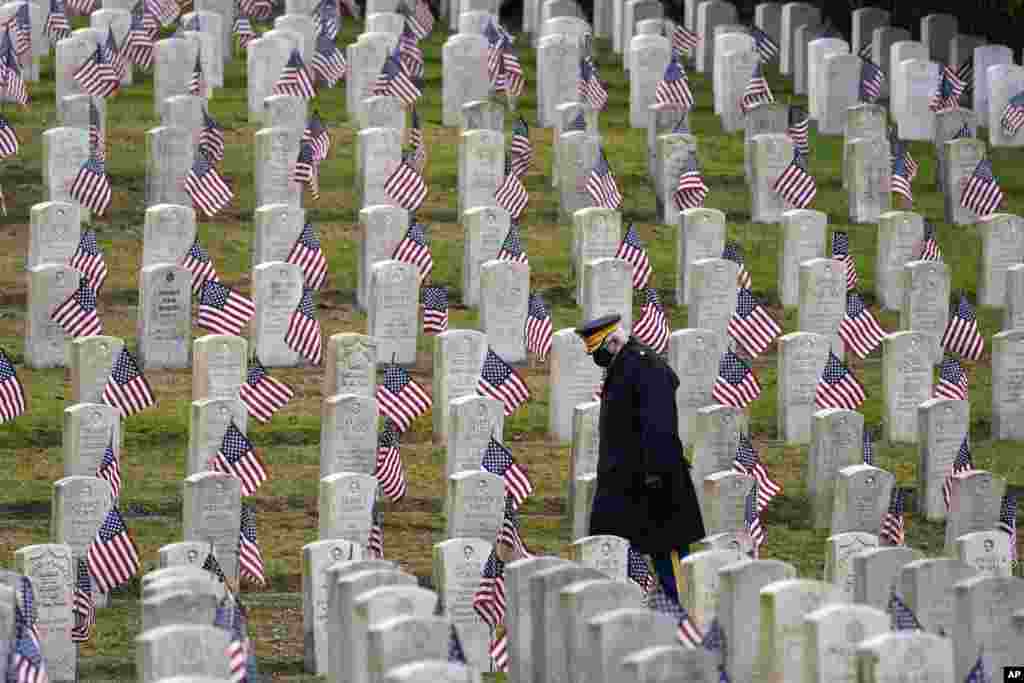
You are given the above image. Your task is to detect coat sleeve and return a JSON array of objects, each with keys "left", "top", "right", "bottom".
[{"left": 632, "top": 359, "right": 684, "bottom": 477}]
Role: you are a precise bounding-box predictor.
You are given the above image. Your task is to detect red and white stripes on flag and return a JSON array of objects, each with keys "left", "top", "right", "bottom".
[
  {"left": 477, "top": 348, "right": 531, "bottom": 416},
  {"left": 102, "top": 348, "right": 156, "bottom": 417},
  {"left": 940, "top": 294, "right": 984, "bottom": 361},
  {"left": 239, "top": 503, "right": 267, "bottom": 585},
  {"left": 284, "top": 287, "right": 323, "bottom": 365},
  {"left": 384, "top": 158, "right": 428, "bottom": 213},
  {"left": 239, "top": 357, "right": 294, "bottom": 424},
  {"left": 208, "top": 421, "right": 269, "bottom": 497},
  {"left": 773, "top": 152, "right": 817, "bottom": 209},
  {"left": 86, "top": 506, "right": 140, "bottom": 593},
  {"left": 524, "top": 292, "right": 553, "bottom": 361},
  {"left": 814, "top": 350, "right": 867, "bottom": 410},
  {"left": 615, "top": 223, "right": 652, "bottom": 290},
  {"left": 375, "top": 419, "right": 407, "bottom": 502},
  {"left": 0, "top": 348, "right": 27, "bottom": 425},
  {"left": 838, "top": 291, "right": 886, "bottom": 359},
  {"left": 631, "top": 287, "right": 670, "bottom": 354},
  {"left": 286, "top": 221, "right": 328, "bottom": 291},
  {"left": 711, "top": 349, "right": 762, "bottom": 409},
  {"left": 376, "top": 364, "right": 432, "bottom": 433},
  {"left": 197, "top": 281, "right": 255, "bottom": 337},
  {"left": 51, "top": 276, "right": 102, "bottom": 339},
  {"left": 727, "top": 288, "right": 781, "bottom": 359},
  {"left": 934, "top": 355, "right": 969, "bottom": 401}
]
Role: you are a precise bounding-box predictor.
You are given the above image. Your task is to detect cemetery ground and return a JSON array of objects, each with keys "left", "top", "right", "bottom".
[{"left": 1, "top": 17, "right": 1023, "bottom": 683}]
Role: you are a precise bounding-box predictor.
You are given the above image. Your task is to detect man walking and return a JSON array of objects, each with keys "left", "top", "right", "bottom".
[{"left": 575, "top": 313, "right": 705, "bottom": 603}]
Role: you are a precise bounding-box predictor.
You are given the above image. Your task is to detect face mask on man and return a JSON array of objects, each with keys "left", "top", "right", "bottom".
[{"left": 592, "top": 342, "right": 614, "bottom": 368}]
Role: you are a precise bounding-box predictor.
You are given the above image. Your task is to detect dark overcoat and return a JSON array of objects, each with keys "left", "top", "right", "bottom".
[{"left": 588, "top": 337, "right": 706, "bottom": 554}]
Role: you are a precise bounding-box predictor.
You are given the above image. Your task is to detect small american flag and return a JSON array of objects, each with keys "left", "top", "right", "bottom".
[
  {"left": 490, "top": 631, "right": 508, "bottom": 672},
  {"left": 890, "top": 141, "right": 914, "bottom": 204},
  {"left": 829, "top": 231, "right": 856, "bottom": 290},
  {"left": 232, "top": 11, "right": 255, "bottom": 51},
  {"left": 51, "top": 276, "right": 103, "bottom": 339},
  {"left": 376, "top": 363, "right": 432, "bottom": 432},
  {"left": 814, "top": 350, "right": 866, "bottom": 410},
  {"left": 497, "top": 222, "right": 529, "bottom": 265},
  {"left": 941, "top": 294, "right": 984, "bottom": 361},
  {"left": 879, "top": 487, "right": 905, "bottom": 546},
  {"left": 0, "top": 114, "right": 18, "bottom": 158},
  {"left": 392, "top": 221, "right": 433, "bottom": 281},
  {"left": 655, "top": 56, "right": 694, "bottom": 109},
  {"left": 787, "top": 105, "right": 809, "bottom": 156},
  {"left": 74, "top": 44, "right": 119, "bottom": 98},
  {"left": 859, "top": 57, "right": 883, "bottom": 102},
  {"left": 578, "top": 56, "right": 608, "bottom": 111},
  {"left": 999, "top": 491, "right": 1018, "bottom": 561},
  {"left": 586, "top": 149, "right": 623, "bottom": 210},
  {"left": 627, "top": 547, "right": 655, "bottom": 592},
  {"left": 473, "top": 549, "right": 506, "bottom": 627},
  {"left": 199, "top": 108, "right": 225, "bottom": 164},
  {"left": 422, "top": 285, "right": 449, "bottom": 335},
  {"left": 312, "top": 33, "right": 347, "bottom": 87},
  {"left": 943, "top": 437, "right": 976, "bottom": 511},
  {"left": 919, "top": 220, "right": 943, "bottom": 261},
  {"left": 483, "top": 436, "right": 532, "bottom": 508},
  {"left": 497, "top": 45, "right": 525, "bottom": 97},
  {"left": 632, "top": 287, "right": 670, "bottom": 354},
  {"left": 208, "top": 421, "right": 268, "bottom": 496},
  {"left": 839, "top": 291, "right": 886, "bottom": 359},
  {"left": 372, "top": 47, "right": 421, "bottom": 105},
  {"left": 240, "top": 0, "right": 274, "bottom": 19},
  {"left": 70, "top": 153, "right": 113, "bottom": 216},
  {"left": 401, "top": 0, "right": 433, "bottom": 39},
  {"left": 0, "top": 348, "right": 27, "bottom": 424},
  {"left": 929, "top": 64, "right": 965, "bottom": 112},
  {"left": 313, "top": 0, "right": 339, "bottom": 40},
  {"left": 239, "top": 356, "right": 294, "bottom": 423},
  {"left": 728, "top": 288, "right": 780, "bottom": 359},
  {"left": 448, "top": 622, "right": 467, "bottom": 664},
  {"left": 185, "top": 153, "right": 234, "bottom": 217},
  {"left": 722, "top": 241, "right": 751, "bottom": 289},
  {"left": 45, "top": 0, "right": 71, "bottom": 43},
  {"left": 105, "top": 26, "right": 126, "bottom": 83},
  {"left": 615, "top": 223, "right": 652, "bottom": 290},
  {"left": 384, "top": 156, "right": 427, "bottom": 212},
  {"left": 284, "top": 287, "right": 323, "bottom": 365},
  {"left": 188, "top": 51, "right": 208, "bottom": 99},
  {"left": 86, "top": 506, "right": 140, "bottom": 592},
  {"left": 97, "top": 437, "right": 122, "bottom": 498},
  {"left": 646, "top": 581, "right": 704, "bottom": 648},
  {"left": 239, "top": 503, "right": 266, "bottom": 585},
  {"left": 181, "top": 238, "right": 220, "bottom": 295},
  {"left": 1000, "top": 92, "right": 1024, "bottom": 137},
  {"left": 935, "top": 355, "right": 969, "bottom": 401},
  {"left": 273, "top": 48, "right": 316, "bottom": 99},
  {"left": 740, "top": 61, "right": 774, "bottom": 113},
  {"left": 964, "top": 653, "right": 988, "bottom": 683},
  {"left": 0, "top": 35, "right": 29, "bottom": 106},
  {"left": 673, "top": 153, "right": 709, "bottom": 211},
  {"left": 498, "top": 496, "right": 530, "bottom": 558},
  {"left": 773, "top": 152, "right": 816, "bottom": 209},
  {"left": 71, "top": 557, "right": 95, "bottom": 643},
  {"left": 290, "top": 142, "right": 321, "bottom": 201},
  {"left": 888, "top": 591, "right": 923, "bottom": 631},
  {"left": 495, "top": 157, "right": 529, "bottom": 221},
  {"left": 214, "top": 596, "right": 250, "bottom": 683},
  {"left": 197, "top": 281, "right": 255, "bottom": 336},
  {"left": 701, "top": 619, "right": 728, "bottom": 678},
  {"left": 398, "top": 24, "right": 423, "bottom": 79},
  {"left": 147, "top": 0, "right": 180, "bottom": 26},
  {"left": 375, "top": 419, "right": 407, "bottom": 501},
  {"left": 303, "top": 113, "right": 330, "bottom": 164},
  {"left": 202, "top": 549, "right": 226, "bottom": 583},
  {"left": 524, "top": 292, "right": 553, "bottom": 360},
  {"left": 124, "top": 2, "right": 154, "bottom": 69},
  {"left": 509, "top": 115, "right": 532, "bottom": 179},
  {"left": 712, "top": 349, "right": 761, "bottom": 408},
  {"left": 408, "top": 107, "right": 426, "bottom": 171},
  {"left": 478, "top": 348, "right": 530, "bottom": 416},
  {"left": 671, "top": 23, "right": 699, "bottom": 57},
  {"left": 750, "top": 25, "right": 778, "bottom": 62},
  {"left": 102, "top": 348, "right": 156, "bottom": 417},
  {"left": 745, "top": 482, "right": 766, "bottom": 557},
  {"left": 733, "top": 433, "right": 780, "bottom": 513},
  {"left": 70, "top": 228, "right": 109, "bottom": 295},
  {"left": 959, "top": 158, "right": 1004, "bottom": 217},
  {"left": 368, "top": 506, "right": 384, "bottom": 558},
  {"left": 862, "top": 426, "right": 875, "bottom": 465},
  {"left": 957, "top": 57, "right": 974, "bottom": 102},
  {"left": 88, "top": 97, "right": 106, "bottom": 163},
  {"left": 484, "top": 20, "right": 504, "bottom": 83},
  {"left": 10, "top": 623, "right": 47, "bottom": 683},
  {"left": 287, "top": 221, "right": 328, "bottom": 290}
]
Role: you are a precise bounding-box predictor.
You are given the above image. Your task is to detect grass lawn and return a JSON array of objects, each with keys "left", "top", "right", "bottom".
[{"left": 0, "top": 14, "right": 1021, "bottom": 681}]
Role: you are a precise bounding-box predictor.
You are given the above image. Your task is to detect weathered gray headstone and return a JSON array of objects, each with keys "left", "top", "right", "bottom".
[
  {"left": 302, "top": 539, "right": 367, "bottom": 674},
  {"left": 824, "top": 532, "right": 879, "bottom": 601},
  {"left": 443, "top": 34, "right": 490, "bottom": 127},
  {"left": 581, "top": 257, "right": 633, "bottom": 332},
  {"left": 345, "top": 32, "right": 398, "bottom": 119},
  {"left": 750, "top": 133, "right": 795, "bottom": 222},
  {"left": 457, "top": 129, "right": 504, "bottom": 216},
  {"left": 26, "top": 263, "right": 80, "bottom": 369},
  {"left": 803, "top": 603, "right": 890, "bottom": 683},
  {"left": 792, "top": 23, "right": 824, "bottom": 95},
  {"left": 695, "top": 0, "right": 737, "bottom": 73},
  {"left": 690, "top": 258, "right": 739, "bottom": 344},
  {"left": 629, "top": 35, "right": 671, "bottom": 128},
  {"left": 461, "top": 206, "right": 509, "bottom": 308},
  {"left": 247, "top": 33, "right": 295, "bottom": 122},
  {"left": 798, "top": 258, "right": 845, "bottom": 354},
  {"left": 320, "top": 394, "right": 379, "bottom": 478},
  {"left": 856, "top": 631, "right": 954, "bottom": 683},
  {"left": 69, "top": 335, "right": 123, "bottom": 405},
  {"left": 875, "top": 211, "right": 925, "bottom": 311},
  {"left": 187, "top": 397, "right": 248, "bottom": 476},
  {"left": 444, "top": 470, "right": 505, "bottom": 540},
  {"left": 432, "top": 538, "right": 491, "bottom": 669},
  {"left": 446, "top": 395, "right": 504, "bottom": 478},
  {"left": 318, "top": 472, "right": 378, "bottom": 545},
  {"left": 920, "top": 13, "right": 957, "bottom": 64},
  {"left": 895, "top": 58, "right": 939, "bottom": 141},
  {"left": 743, "top": 103, "right": 789, "bottom": 183},
  {"left": 977, "top": 214, "right": 1024, "bottom": 307},
  {"left": 569, "top": 402, "right": 601, "bottom": 519},
  {"left": 558, "top": 131, "right": 601, "bottom": 218},
  {"left": 820, "top": 54, "right": 862, "bottom": 136},
  {"left": 62, "top": 403, "right": 120, "bottom": 477},
  {"left": 572, "top": 207, "right": 621, "bottom": 297},
  {"left": 357, "top": 205, "right": 409, "bottom": 311},
  {"left": 944, "top": 471, "right": 1007, "bottom": 554},
  {"left": 677, "top": 208, "right": 726, "bottom": 305},
  {"left": 154, "top": 37, "right": 198, "bottom": 112},
  {"left": 324, "top": 333, "right": 378, "bottom": 399},
  {"left": 254, "top": 126, "right": 302, "bottom": 210},
  {"left": 808, "top": 38, "right": 849, "bottom": 122},
  {"left": 943, "top": 137, "right": 987, "bottom": 225},
  {"left": 136, "top": 624, "right": 231, "bottom": 683},
  {"left": 157, "top": 541, "right": 209, "bottom": 569},
  {"left": 691, "top": 404, "right": 745, "bottom": 513},
  {"left": 780, "top": 2, "right": 820, "bottom": 75},
  {"left": 669, "top": 328, "right": 727, "bottom": 446},
  {"left": 702, "top": 471, "right": 755, "bottom": 536},
  {"left": 831, "top": 464, "right": 895, "bottom": 536},
  {"left": 851, "top": 7, "right": 888, "bottom": 53},
  {"left": 549, "top": 330, "right": 603, "bottom": 444},
  {"left": 917, "top": 398, "right": 970, "bottom": 522},
  {"left": 842, "top": 104, "right": 888, "bottom": 190},
  {"left": 137, "top": 264, "right": 192, "bottom": 370},
  {"left": 899, "top": 557, "right": 977, "bottom": 637},
  {"left": 51, "top": 477, "right": 113, "bottom": 584},
  {"left": 368, "top": 259, "right": 419, "bottom": 365},
  {"left": 758, "top": 578, "right": 845, "bottom": 683},
  {"left": 847, "top": 136, "right": 891, "bottom": 223},
  {"left": 657, "top": 131, "right": 699, "bottom": 225},
  {"left": 357, "top": 95, "right": 405, "bottom": 133},
  {"left": 951, "top": 575, "right": 1024, "bottom": 680},
  {"left": 677, "top": 549, "right": 744, "bottom": 633},
  {"left": 14, "top": 545, "right": 75, "bottom": 682},
  {"left": 531, "top": 563, "right": 607, "bottom": 683},
  {"left": 933, "top": 109, "right": 976, "bottom": 193},
  {"left": 367, "top": 615, "right": 451, "bottom": 683},
  {"left": 182, "top": 471, "right": 242, "bottom": 580},
  {"left": 851, "top": 546, "right": 924, "bottom": 609},
  {"left": 888, "top": 41, "right": 928, "bottom": 124},
  {"left": 587, "top": 608, "right": 680, "bottom": 683},
  {"left": 778, "top": 209, "right": 827, "bottom": 306},
  {"left": 871, "top": 27, "right": 910, "bottom": 98},
  {"left": 882, "top": 331, "right": 937, "bottom": 443},
  {"left": 42, "top": 127, "right": 90, "bottom": 214},
  {"left": 777, "top": 332, "right": 830, "bottom": 445},
  {"left": 955, "top": 530, "right": 1013, "bottom": 578},
  {"left": 900, "top": 260, "right": 949, "bottom": 361},
  {"left": 27, "top": 201, "right": 81, "bottom": 270},
  {"left": 808, "top": 409, "right": 864, "bottom": 529},
  {"left": 192, "top": 334, "right": 247, "bottom": 401},
  {"left": 433, "top": 330, "right": 487, "bottom": 441},
  {"left": 252, "top": 261, "right": 304, "bottom": 367},
  {"left": 506, "top": 556, "right": 571, "bottom": 683},
  {"left": 537, "top": 33, "right": 582, "bottom": 128},
  {"left": 992, "top": 329, "right": 1024, "bottom": 440},
  {"left": 480, "top": 260, "right": 528, "bottom": 364},
  {"left": 973, "top": 45, "right": 1013, "bottom": 127},
  {"left": 252, "top": 204, "right": 306, "bottom": 269},
  {"left": 357, "top": 127, "right": 403, "bottom": 209},
  {"left": 568, "top": 535, "right": 628, "bottom": 582},
  {"left": 562, "top": 579, "right": 645, "bottom": 683},
  {"left": 990, "top": 63, "right": 1024, "bottom": 147},
  {"left": 142, "top": 203, "right": 197, "bottom": 270}
]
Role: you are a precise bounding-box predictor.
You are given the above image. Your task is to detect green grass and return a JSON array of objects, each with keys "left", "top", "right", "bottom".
[{"left": 0, "top": 14, "right": 1022, "bottom": 681}]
